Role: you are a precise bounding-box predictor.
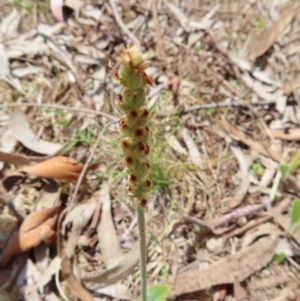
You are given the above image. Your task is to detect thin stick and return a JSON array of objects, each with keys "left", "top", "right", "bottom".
[
  {"left": 151, "top": 0, "right": 166, "bottom": 59},
  {"left": 69, "top": 120, "right": 117, "bottom": 208},
  {"left": 137, "top": 204, "right": 147, "bottom": 301},
  {"left": 0, "top": 102, "right": 118, "bottom": 121},
  {"left": 109, "top": 0, "right": 140, "bottom": 45},
  {"left": 181, "top": 99, "right": 279, "bottom": 114}
]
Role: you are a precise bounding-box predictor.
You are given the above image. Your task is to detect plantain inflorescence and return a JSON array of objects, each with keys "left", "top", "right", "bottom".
[{"left": 114, "top": 44, "right": 152, "bottom": 208}]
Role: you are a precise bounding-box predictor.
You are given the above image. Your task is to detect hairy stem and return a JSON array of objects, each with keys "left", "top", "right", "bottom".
[{"left": 137, "top": 204, "right": 147, "bottom": 301}]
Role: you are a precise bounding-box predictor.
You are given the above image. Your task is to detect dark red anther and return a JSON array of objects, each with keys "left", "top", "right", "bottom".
[
  {"left": 127, "top": 185, "right": 133, "bottom": 194},
  {"left": 129, "top": 174, "right": 137, "bottom": 183},
  {"left": 129, "top": 110, "right": 138, "bottom": 118},
  {"left": 113, "top": 69, "right": 120, "bottom": 80},
  {"left": 139, "top": 198, "right": 148, "bottom": 207},
  {"left": 135, "top": 128, "right": 144, "bottom": 139},
  {"left": 144, "top": 179, "right": 151, "bottom": 188},
  {"left": 125, "top": 156, "right": 134, "bottom": 165},
  {"left": 117, "top": 94, "right": 123, "bottom": 103},
  {"left": 146, "top": 75, "right": 153, "bottom": 86},
  {"left": 119, "top": 117, "right": 128, "bottom": 130}
]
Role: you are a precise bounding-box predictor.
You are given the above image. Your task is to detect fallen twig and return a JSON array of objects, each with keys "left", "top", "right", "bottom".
[
  {"left": 109, "top": 0, "right": 140, "bottom": 45},
  {"left": 181, "top": 99, "right": 279, "bottom": 114},
  {"left": 69, "top": 120, "right": 117, "bottom": 208},
  {"left": 151, "top": 0, "right": 166, "bottom": 60},
  {"left": 0, "top": 102, "right": 118, "bottom": 121}
]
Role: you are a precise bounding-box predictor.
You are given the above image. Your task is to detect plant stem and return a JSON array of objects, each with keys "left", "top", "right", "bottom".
[{"left": 137, "top": 204, "right": 147, "bottom": 301}]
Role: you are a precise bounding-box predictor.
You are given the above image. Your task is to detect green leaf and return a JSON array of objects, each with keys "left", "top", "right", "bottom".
[
  {"left": 279, "top": 163, "right": 289, "bottom": 180},
  {"left": 146, "top": 286, "right": 171, "bottom": 301},
  {"left": 274, "top": 252, "right": 286, "bottom": 263},
  {"left": 290, "top": 199, "right": 300, "bottom": 233},
  {"left": 289, "top": 151, "right": 300, "bottom": 174},
  {"left": 160, "top": 263, "right": 168, "bottom": 281},
  {"left": 193, "top": 224, "right": 200, "bottom": 233},
  {"left": 255, "top": 19, "right": 265, "bottom": 29},
  {"left": 194, "top": 45, "right": 202, "bottom": 54},
  {"left": 252, "top": 163, "right": 262, "bottom": 175},
  {"left": 150, "top": 232, "right": 161, "bottom": 247}
]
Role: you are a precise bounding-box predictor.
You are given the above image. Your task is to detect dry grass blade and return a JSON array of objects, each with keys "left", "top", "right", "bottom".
[{"left": 249, "top": 5, "right": 300, "bottom": 59}]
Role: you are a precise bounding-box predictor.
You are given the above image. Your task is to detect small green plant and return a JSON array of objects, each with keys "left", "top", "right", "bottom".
[
  {"left": 279, "top": 151, "right": 300, "bottom": 180},
  {"left": 194, "top": 45, "right": 202, "bottom": 54},
  {"left": 255, "top": 19, "right": 265, "bottom": 29},
  {"left": 160, "top": 263, "right": 169, "bottom": 281},
  {"left": 252, "top": 163, "right": 262, "bottom": 176},
  {"left": 12, "top": 0, "right": 33, "bottom": 13},
  {"left": 274, "top": 252, "right": 286, "bottom": 264},
  {"left": 277, "top": 152, "right": 300, "bottom": 235},
  {"left": 290, "top": 199, "right": 300, "bottom": 234},
  {"left": 138, "top": 286, "right": 171, "bottom": 301},
  {"left": 61, "top": 127, "right": 94, "bottom": 155}
]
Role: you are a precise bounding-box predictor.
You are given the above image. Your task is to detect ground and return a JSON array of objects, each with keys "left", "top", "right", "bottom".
[{"left": 0, "top": 0, "right": 300, "bottom": 300}]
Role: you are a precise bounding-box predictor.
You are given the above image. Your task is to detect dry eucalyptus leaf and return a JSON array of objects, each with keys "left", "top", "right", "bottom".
[
  {"left": 9, "top": 109, "right": 63, "bottom": 155},
  {"left": 222, "top": 146, "right": 250, "bottom": 209},
  {"left": 0, "top": 9, "right": 20, "bottom": 38},
  {"left": 98, "top": 183, "right": 123, "bottom": 269},
  {"left": 249, "top": 6, "right": 300, "bottom": 59},
  {"left": 168, "top": 234, "right": 278, "bottom": 297},
  {"left": 61, "top": 257, "right": 94, "bottom": 301},
  {"left": 82, "top": 236, "right": 146, "bottom": 285},
  {"left": 62, "top": 200, "right": 96, "bottom": 258},
  {"left": 0, "top": 44, "right": 23, "bottom": 93}
]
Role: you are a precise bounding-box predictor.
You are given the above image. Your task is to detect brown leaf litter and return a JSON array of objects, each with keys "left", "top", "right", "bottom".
[{"left": 1, "top": 0, "right": 300, "bottom": 300}]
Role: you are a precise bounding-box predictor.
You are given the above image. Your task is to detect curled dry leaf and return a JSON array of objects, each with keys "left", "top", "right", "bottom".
[
  {"left": 62, "top": 200, "right": 96, "bottom": 258},
  {"left": 0, "top": 207, "right": 60, "bottom": 266},
  {"left": 221, "top": 146, "right": 250, "bottom": 209},
  {"left": 19, "top": 156, "right": 97, "bottom": 182},
  {"left": 249, "top": 6, "right": 300, "bottom": 59},
  {"left": 9, "top": 109, "right": 63, "bottom": 156},
  {"left": 61, "top": 257, "right": 94, "bottom": 301},
  {"left": 20, "top": 206, "right": 60, "bottom": 234}
]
